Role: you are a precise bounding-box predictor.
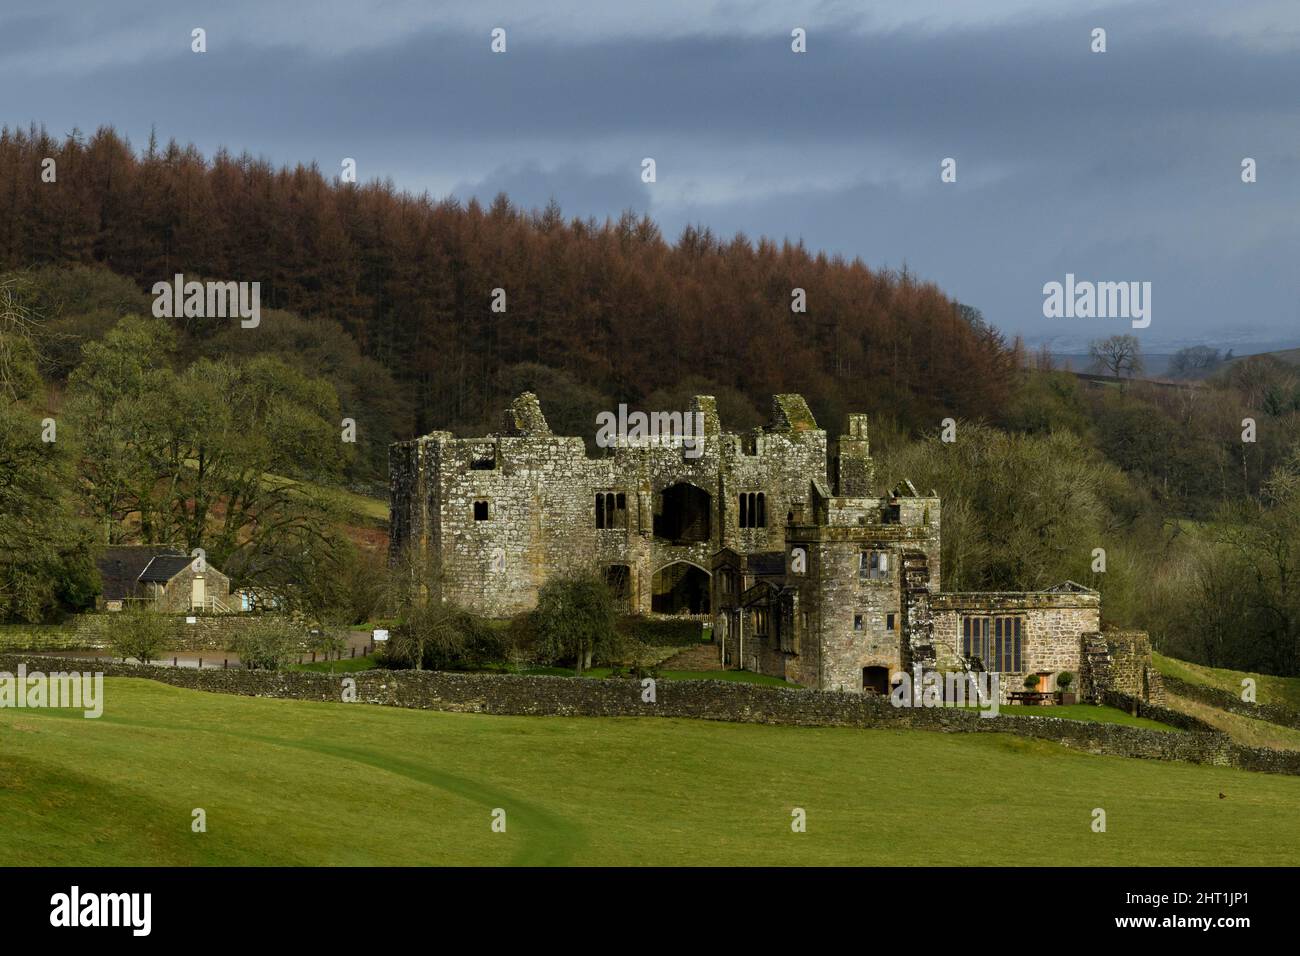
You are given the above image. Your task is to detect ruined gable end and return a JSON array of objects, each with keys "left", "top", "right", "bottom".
[
  {"left": 501, "top": 392, "right": 552, "bottom": 436},
  {"left": 769, "top": 394, "right": 818, "bottom": 432}
]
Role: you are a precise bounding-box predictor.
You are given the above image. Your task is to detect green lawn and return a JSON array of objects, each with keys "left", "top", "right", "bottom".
[
  {"left": 2, "top": 678, "right": 1299, "bottom": 865},
  {"left": 1154, "top": 653, "right": 1300, "bottom": 710}
]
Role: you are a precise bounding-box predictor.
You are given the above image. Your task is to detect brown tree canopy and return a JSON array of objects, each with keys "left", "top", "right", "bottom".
[{"left": 0, "top": 125, "right": 1014, "bottom": 440}]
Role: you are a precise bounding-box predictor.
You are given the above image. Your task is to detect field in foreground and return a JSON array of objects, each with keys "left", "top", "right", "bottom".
[{"left": 2, "top": 678, "right": 1299, "bottom": 866}]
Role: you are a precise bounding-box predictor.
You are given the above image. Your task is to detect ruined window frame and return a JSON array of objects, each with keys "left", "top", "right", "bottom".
[{"left": 595, "top": 491, "right": 627, "bottom": 529}]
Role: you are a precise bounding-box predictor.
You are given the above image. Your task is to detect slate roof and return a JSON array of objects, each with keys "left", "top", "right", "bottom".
[
  {"left": 138, "top": 554, "right": 198, "bottom": 584},
  {"left": 96, "top": 546, "right": 186, "bottom": 601}
]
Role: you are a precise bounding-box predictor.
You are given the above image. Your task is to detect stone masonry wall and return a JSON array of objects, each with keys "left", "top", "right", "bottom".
[
  {"left": 390, "top": 393, "right": 829, "bottom": 618},
  {"left": 7, "top": 653, "right": 1297, "bottom": 777},
  {"left": 1163, "top": 675, "right": 1300, "bottom": 732},
  {"left": 0, "top": 614, "right": 298, "bottom": 652}
]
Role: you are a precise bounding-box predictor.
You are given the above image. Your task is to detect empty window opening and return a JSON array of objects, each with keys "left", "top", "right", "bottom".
[
  {"left": 473, "top": 500, "right": 490, "bottom": 521},
  {"left": 595, "top": 491, "right": 628, "bottom": 529},
  {"left": 604, "top": 564, "right": 632, "bottom": 612},
  {"left": 738, "top": 492, "right": 767, "bottom": 529},
  {"left": 962, "top": 616, "right": 1023, "bottom": 672}
]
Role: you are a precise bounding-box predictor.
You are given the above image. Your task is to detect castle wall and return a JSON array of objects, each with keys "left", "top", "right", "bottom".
[{"left": 389, "top": 395, "right": 829, "bottom": 618}]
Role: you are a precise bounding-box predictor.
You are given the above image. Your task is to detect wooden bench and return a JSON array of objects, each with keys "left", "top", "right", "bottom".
[{"left": 1007, "top": 691, "right": 1053, "bottom": 705}]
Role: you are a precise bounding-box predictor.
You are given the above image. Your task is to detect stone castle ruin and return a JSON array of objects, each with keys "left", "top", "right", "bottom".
[{"left": 389, "top": 392, "right": 1160, "bottom": 701}]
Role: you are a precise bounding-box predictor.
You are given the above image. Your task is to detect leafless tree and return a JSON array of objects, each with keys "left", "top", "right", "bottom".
[{"left": 1089, "top": 334, "right": 1144, "bottom": 383}]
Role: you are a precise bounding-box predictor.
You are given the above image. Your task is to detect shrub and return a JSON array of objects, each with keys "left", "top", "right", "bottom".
[
  {"left": 385, "top": 603, "right": 509, "bottom": 671},
  {"left": 1023, "top": 673, "right": 1041, "bottom": 690},
  {"left": 1057, "top": 671, "right": 1075, "bottom": 690},
  {"left": 105, "top": 606, "right": 175, "bottom": 663},
  {"left": 616, "top": 615, "right": 703, "bottom": 647},
  {"left": 232, "top": 617, "right": 303, "bottom": 671},
  {"left": 531, "top": 573, "right": 620, "bottom": 675}
]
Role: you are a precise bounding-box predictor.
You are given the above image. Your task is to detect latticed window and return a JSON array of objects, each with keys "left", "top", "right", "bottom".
[{"left": 963, "top": 616, "right": 1023, "bottom": 672}]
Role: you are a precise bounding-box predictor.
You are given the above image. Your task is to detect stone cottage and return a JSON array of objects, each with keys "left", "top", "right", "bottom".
[
  {"left": 390, "top": 392, "right": 1160, "bottom": 702},
  {"left": 96, "top": 546, "right": 233, "bottom": 614}
]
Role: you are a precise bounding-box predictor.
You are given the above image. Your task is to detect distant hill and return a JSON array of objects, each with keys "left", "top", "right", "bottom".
[{"left": 1223, "top": 347, "right": 1300, "bottom": 369}]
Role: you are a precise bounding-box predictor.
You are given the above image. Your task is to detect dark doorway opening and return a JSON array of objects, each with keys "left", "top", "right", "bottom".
[
  {"left": 863, "top": 666, "right": 890, "bottom": 695},
  {"left": 651, "top": 562, "right": 711, "bottom": 614}
]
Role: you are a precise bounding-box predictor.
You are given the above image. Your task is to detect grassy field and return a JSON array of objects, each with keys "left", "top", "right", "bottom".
[
  {"left": 1154, "top": 653, "right": 1300, "bottom": 710},
  {"left": 2, "top": 677, "right": 1299, "bottom": 866},
  {"left": 1163, "top": 694, "right": 1300, "bottom": 751}
]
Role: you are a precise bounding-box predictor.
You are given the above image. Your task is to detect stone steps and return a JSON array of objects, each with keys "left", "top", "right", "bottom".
[{"left": 660, "top": 642, "right": 723, "bottom": 671}]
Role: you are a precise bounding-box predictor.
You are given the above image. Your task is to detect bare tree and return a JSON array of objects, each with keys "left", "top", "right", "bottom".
[{"left": 1089, "top": 334, "right": 1144, "bottom": 383}]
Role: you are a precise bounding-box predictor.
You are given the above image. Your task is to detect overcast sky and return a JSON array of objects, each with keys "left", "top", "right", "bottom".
[{"left": 4, "top": 0, "right": 1298, "bottom": 351}]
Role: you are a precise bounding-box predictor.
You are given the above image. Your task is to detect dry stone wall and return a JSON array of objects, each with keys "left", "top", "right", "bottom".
[{"left": 7, "top": 654, "right": 1297, "bottom": 777}]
